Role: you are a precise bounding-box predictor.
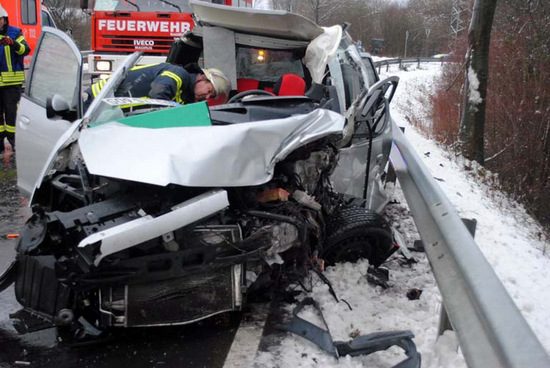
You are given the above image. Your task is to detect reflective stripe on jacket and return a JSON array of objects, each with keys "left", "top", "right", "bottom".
[
  {"left": 0, "top": 26, "right": 30, "bottom": 87},
  {"left": 89, "top": 63, "right": 196, "bottom": 104}
]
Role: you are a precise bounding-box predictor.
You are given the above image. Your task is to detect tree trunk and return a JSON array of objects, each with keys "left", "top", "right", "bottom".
[{"left": 458, "top": 0, "right": 497, "bottom": 165}]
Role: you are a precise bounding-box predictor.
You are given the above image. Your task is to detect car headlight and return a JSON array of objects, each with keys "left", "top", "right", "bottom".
[{"left": 95, "top": 60, "right": 112, "bottom": 72}]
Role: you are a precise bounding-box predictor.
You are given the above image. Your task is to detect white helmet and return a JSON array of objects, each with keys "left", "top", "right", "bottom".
[
  {"left": 202, "top": 68, "right": 231, "bottom": 104},
  {"left": 0, "top": 4, "right": 8, "bottom": 18}
]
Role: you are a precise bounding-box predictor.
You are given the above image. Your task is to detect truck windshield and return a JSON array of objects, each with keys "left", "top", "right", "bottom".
[{"left": 94, "top": 0, "right": 192, "bottom": 12}]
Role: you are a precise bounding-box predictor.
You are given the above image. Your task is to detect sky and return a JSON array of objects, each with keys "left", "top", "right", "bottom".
[{"left": 225, "top": 62, "right": 550, "bottom": 368}]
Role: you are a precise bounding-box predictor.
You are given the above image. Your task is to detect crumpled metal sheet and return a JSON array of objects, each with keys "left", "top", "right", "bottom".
[
  {"left": 330, "top": 140, "right": 370, "bottom": 197},
  {"left": 330, "top": 140, "right": 389, "bottom": 213},
  {"left": 78, "top": 108, "right": 344, "bottom": 187}
]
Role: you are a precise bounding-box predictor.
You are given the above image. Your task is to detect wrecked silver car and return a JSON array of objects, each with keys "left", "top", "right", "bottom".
[{"left": 2, "top": 2, "right": 400, "bottom": 342}]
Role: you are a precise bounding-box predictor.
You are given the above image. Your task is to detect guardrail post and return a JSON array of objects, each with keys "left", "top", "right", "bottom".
[
  {"left": 417, "top": 58, "right": 421, "bottom": 68},
  {"left": 437, "top": 218, "right": 477, "bottom": 337}
]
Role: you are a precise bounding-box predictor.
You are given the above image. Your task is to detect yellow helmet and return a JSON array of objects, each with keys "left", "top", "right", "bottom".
[{"left": 202, "top": 68, "right": 231, "bottom": 104}]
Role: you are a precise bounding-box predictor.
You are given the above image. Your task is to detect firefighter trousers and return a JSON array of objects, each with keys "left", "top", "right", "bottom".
[{"left": 0, "top": 84, "right": 22, "bottom": 152}]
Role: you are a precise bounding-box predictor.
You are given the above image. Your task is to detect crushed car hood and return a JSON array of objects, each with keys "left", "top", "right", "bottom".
[{"left": 79, "top": 108, "right": 344, "bottom": 187}]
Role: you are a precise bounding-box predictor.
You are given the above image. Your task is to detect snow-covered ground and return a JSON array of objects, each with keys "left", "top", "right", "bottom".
[{"left": 251, "top": 63, "right": 550, "bottom": 367}]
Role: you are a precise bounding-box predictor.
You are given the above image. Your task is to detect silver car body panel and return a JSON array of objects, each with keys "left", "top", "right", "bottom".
[
  {"left": 189, "top": 0, "right": 323, "bottom": 41},
  {"left": 331, "top": 137, "right": 391, "bottom": 213},
  {"left": 16, "top": 28, "right": 82, "bottom": 197},
  {"left": 23, "top": 51, "right": 142, "bottom": 203},
  {"left": 78, "top": 109, "right": 345, "bottom": 187}
]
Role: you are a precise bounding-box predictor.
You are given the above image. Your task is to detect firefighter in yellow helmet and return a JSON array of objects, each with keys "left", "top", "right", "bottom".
[
  {"left": 0, "top": 3, "right": 30, "bottom": 153},
  {"left": 83, "top": 63, "right": 231, "bottom": 111}
]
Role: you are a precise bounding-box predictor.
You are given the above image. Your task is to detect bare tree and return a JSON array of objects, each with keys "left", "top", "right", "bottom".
[
  {"left": 271, "top": 0, "right": 295, "bottom": 11},
  {"left": 458, "top": 0, "right": 497, "bottom": 164},
  {"left": 43, "top": 0, "right": 91, "bottom": 49}
]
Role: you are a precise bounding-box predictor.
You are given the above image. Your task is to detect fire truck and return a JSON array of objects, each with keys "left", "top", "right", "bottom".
[
  {"left": 1, "top": 0, "right": 57, "bottom": 68},
  {"left": 80, "top": 0, "right": 252, "bottom": 77}
]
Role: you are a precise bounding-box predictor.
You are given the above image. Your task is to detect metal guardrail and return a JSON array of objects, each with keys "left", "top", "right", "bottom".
[
  {"left": 373, "top": 57, "right": 447, "bottom": 73},
  {"left": 389, "top": 122, "right": 550, "bottom": 367}
]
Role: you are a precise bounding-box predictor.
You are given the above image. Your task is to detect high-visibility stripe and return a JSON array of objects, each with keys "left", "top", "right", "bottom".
[
  {"left": 0, "top": 69, "right": 24, "bottom": 86},
  {"left": 15, "top": 43, "right": 26, "bottom": 55},
  {"left": 92, "top": 82, "right": 101, "bottom": 97},
  {"left": 0, "top": 126, "right": 5, "bottom": 133},
  {"left": 161, "top": 70, "right": 183, "bottom": 91},
  {"left": 130, "top": 63, "right": 159, "bottom": 71},
  {"left": 175, "top": 89, "right": 183, "bottom": 103},
  {"left": 91, "top": 78, "right": 109, "bottom": 97},
  {"left": 0, "top": 82, "right": 23, "bottom": 87},
  {"left": 161, "top": 70, "right": 184, "bottom": 103},
  {"left": 15, "top": 36, "right": 27, "bottom": 55},
  {"left": 5, "top": 125, "right": 16, "bottom": 133},
  {"left": 0, "top": 71, "right": 24, "bottom": 79},
  {"left": 4, "top": 46, "right": 11, "bottom": 72}
]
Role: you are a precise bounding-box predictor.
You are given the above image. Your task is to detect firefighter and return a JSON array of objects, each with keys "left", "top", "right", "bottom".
[
  {"left": 83, "top": 63, "right": 231, "bottom": 111},
  {"left": 0, "top": 3, "right": 30, "bottom": 153}
]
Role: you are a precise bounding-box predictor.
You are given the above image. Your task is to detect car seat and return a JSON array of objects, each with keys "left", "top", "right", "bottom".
[
  {"left": 236, "top": 78, "right": 260, "bottom": 93},
  {"left": 273, "top": 74, "right": 306, "bottom": 96}
]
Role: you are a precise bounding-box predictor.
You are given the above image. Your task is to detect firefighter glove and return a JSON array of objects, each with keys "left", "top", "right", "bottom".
[{"left": 0, "top": 37, "right": 14, "bottom": 46}]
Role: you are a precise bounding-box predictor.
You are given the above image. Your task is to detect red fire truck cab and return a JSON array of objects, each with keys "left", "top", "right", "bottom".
[
  {"left": 81, "top": 0, "right": 252, "bottom": 77},
  {"left": 1, "top": 0, "right": 56, "bottom": 68}
]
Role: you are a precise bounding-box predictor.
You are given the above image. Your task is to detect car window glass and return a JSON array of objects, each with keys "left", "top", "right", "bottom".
[
  {"left": 361, "top": 57, "right": 378, "bottom": 87},
  {"left": 21, "top": 0, "right": 38, "bottom": 25},
  {"left": 236, "top": 47, "right": 304, "bottom": 82},
  {"left": 29, "top": 32, "right": 79, "bottom": 109},
  {"left": 41, "top": 10, "right": 55, "bottom": 28},
  {"left": 337, "top": 50, "right": 364, "bottom": 110}
]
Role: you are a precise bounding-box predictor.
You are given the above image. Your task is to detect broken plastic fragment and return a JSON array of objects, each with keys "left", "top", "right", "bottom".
[
  {"left": 292, "top": 190, "right": 322, "bottom": 210},
  {"left": 257, "top": 188, "right": 290, "bottom": 203}
]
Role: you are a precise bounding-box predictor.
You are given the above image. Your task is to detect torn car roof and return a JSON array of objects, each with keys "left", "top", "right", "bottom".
[{"left": 189, "top": 0, "right": 324, "bottom": 41}]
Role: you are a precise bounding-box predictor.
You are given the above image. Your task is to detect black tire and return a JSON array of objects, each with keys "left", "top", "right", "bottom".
[{"left": 322, "top": 206, "right": 395, "bottom": 267}]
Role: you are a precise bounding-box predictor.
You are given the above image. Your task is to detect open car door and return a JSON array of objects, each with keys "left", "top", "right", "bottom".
[{"left": 16, "top": 27, "right": 82, "bottom": 197}]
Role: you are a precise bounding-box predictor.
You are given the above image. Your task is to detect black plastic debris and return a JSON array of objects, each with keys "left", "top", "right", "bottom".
[
  {"left": 409, "top": 240, "right": 425, "bottom": 253},
  {"left": 277, "top": 297, "right": 421, "bottom": 367},
  {"left": 366, "top": 266, "right": 391, "bottom": 289},
  {"left": 406, "top": 288, "right": 423, "bottom": 300}
]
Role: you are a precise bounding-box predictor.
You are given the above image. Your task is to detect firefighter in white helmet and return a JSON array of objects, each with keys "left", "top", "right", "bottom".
[
  {"left": 84, "top": 63, "right": 231, "bottom": 111},
  {"left": 0, "top": 3, "right": 30, "bottom": 153}
]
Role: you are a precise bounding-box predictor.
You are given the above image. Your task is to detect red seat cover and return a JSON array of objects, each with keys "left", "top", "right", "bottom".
[
  {"left": 237, "top": 78, "right": 260, "bottom": 93},
  {"left": 274, "top": 74, "right": 306, "bottom": 96}
]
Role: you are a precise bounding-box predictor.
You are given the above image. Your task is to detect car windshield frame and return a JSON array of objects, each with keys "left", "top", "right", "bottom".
[{"left": 84, "top": 52, "right": 144, "bottom": 126}]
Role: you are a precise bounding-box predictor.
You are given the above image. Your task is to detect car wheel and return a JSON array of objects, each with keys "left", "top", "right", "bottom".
[{"left": 322, "top": 206, "right": 395, "bottom": 267}]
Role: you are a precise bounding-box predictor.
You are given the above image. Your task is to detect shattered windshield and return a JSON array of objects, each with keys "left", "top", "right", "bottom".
[{"left": 94, "top": 0, "right": 192, "bottom": 12}]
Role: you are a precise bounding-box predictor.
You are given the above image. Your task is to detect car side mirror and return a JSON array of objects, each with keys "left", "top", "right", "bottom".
[{"left": 46, "top": 94, "right": 74, "bottom": 120}]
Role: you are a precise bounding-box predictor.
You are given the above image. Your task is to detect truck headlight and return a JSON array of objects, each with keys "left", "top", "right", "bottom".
[{"left": 95, "top": 60, "right": 112, "bottom": 72}]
